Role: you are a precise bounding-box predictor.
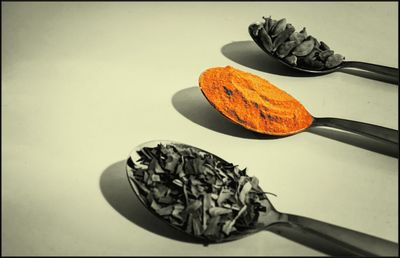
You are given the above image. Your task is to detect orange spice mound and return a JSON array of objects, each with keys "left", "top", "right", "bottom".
[{"left": 198, "top": 66, "right": 313, "bottom": 135}]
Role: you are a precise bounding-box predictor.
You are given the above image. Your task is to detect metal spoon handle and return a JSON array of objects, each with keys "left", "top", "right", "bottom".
[
  {"left": 273, "top": 213, "right": 399, "bottom": 256},
  {"left": 312, "top": 117, "right": 398, "bottom": 145},
  {"left": 342, "top": 61, "right": 399, "bottom": 79}
]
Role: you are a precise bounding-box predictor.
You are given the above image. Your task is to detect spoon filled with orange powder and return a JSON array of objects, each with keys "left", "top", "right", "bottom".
[{"left": 199, "top": 66, "right": 398, "bottom": 144}]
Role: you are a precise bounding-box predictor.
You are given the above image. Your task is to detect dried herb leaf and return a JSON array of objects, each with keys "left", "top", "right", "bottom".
[
  {"left": 192, "top": 215, "right": 204, "bottom": 236},
  {"left": 157, "top": 205, "right": 174, "bottom": 216},
  {"left": 149, "top": 158, "right": 164, "bottom": 174},
  {"left": 128, "top": 143, "right": 268, "bottom": 242},
  {"left": 222, "top": 205, "right": 247, "bottom": 235},
  {"left": 209, "top": 207, "right": 232, "bottom": 216},
  {"left": 239, "top": 181, "right": 252, "bottom": 205},
  {"left": 217, "top": 189, "right": 232, "bottom": 206},
  {"left": 203, "top": 216, "right": 221, "bottom": 239}
]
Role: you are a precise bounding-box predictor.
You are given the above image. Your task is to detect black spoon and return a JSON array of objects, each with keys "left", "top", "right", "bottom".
[
  {"left": 198, "top": 66, "right": 398, "bottom": 146},
  {"left": 248, "top": 23, "right": 399, "bottom": 81},
  {"left": 126, "top": 140, "right": 398, "bottom": 256}
]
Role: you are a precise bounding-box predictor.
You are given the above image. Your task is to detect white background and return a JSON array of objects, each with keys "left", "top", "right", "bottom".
[{"left": 2, "top": 2, "right": 398, "bottom": 256}]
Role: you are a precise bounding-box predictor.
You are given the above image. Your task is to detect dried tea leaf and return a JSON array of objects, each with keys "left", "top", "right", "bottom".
[
  {"left": 217, "top": 189, "right": 232, "bottom": 206},
  {"left": 210, "top": 193, "right": 219, "bottom": 200},
  {"left": 158, "top": 195, "right": 174, "bottom": 204},
  {"left": 185, "top": 213, "right": 193, "bottom": 234},
  {"left": 193, "top": 157, "right": 205, "bottom": 174},
  {"left": 209, "top": 207, "right": 232, "bottom": 216},
  {"left": 203, "top": 216, "right": 221, "bottom": 239},
  {"left": 164, "top": 152, "right": 180, "bottom": 172},
  {"left": 172, "top": 204, "right": 185, "bottom": 220},
  {"left": 156, "top": 205, "right": 174, "bottom": 216},
  {"left": 192, "top": 215, "right": 204, "bottom": 237},
  {"left": 203, "top": 194, "right": 212, "bottom": 230},
  {"left": 149, "top": 158, "right": 165, "bottom": 174},
  {"left": 250, "top": 177, "right": 260, "bottom": 190},
  {"left": 139, "top": 147, "right": 153, "bottom": 161},
  {"left": 186, "top": 200, "right": 202, "bottom": 212},
  {"left": 222, "top": 205, "right": 247, "bottom": 235},
  {"left": 184, "top": 158, "right": 196, "bottom": 175},
  {"left": 133, "top": 168, "right": 145, "bottom": 177},
  {"left": 152, "top": 184, "right": 168, "bottom": 199},
  {"left": 151, "top": 199, "right": 161, "bottom": 211},
  {"left": 222, "top": 220, "right": 235, "bottom": 236},
  {"left": 239, "top": 181, "right": 253, "bottom": 205},
  {"left": 129, "top": 174, "right": 150, "bottom": 194},
  {"left": 152, "top": 174, "right": 161, "bottom": 182},
  {"left": 173, "top": 179, "right": 183, "bottom": 187},
  {"left": 129, "top": 143, "right": 268, "bottom": 241}
]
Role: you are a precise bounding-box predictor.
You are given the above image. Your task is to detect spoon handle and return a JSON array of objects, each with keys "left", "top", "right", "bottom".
[
  {"left": 342, "top": 61, "right": 399, "bottom": 79},
  {"left": 312, "top": 117, "right": 398, "bottom": 145},
  {"left": 272, "top": 213, "right": 399, "bottom": 256}
]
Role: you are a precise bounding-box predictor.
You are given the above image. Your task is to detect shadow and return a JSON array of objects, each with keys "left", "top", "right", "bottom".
[
  {"left": 171, "top": 87, "right": 282, "bottom": 139},
  {"left": 307, "top": 127, "right": 399, "bottom": 158},
  {"left": 99, "top": 162, "right": 396, "bottom": 254},
  {"left": 221, "top": 41, "right": 399, "bottom": 85},
  {"left": 99, "top": 160, "right": 203, "bottom": 244},
  {"left": 171, "top": 87, "right": 398, "bottom": 157},
  {"left": 339, "top": 69, "right": 399, "bottom": 85},
  {"left": 221, "top": 41, "right": 319, "bottom": 77}
]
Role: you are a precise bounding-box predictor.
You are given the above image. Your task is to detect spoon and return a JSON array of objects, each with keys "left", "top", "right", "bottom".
[
  {"left": 198, "top": 66, "right": 398, "bottom": 145},
  {"left": 126, "top": 140, "right": 398, "bottom": 256},
  {"left": 248, "top": 23, "right": 399, "bottom": 81}
]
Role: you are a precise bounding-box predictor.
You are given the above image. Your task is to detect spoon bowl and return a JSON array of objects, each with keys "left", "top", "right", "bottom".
[
  {"left": 248, "top": 24, "right": 342, "bottom": 75},
  {"left": 126, "top": 140, "right": 282, "bottom": 244},
  {"left": 248, "top": 23, "right": 399, "bottom": 80},
  {"left": 198, "top": 66, "right": 398, "bottom": 145},
  {"left": 126, "top": 140, "right": 398, "bottom": 255}
]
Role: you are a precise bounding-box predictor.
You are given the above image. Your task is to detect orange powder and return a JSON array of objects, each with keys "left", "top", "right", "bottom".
[{"left": 198, "top": 66, "right": 313, "bottom": 135}]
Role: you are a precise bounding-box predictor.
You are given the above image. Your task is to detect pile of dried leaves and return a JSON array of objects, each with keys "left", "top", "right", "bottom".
[{"left": 127, "top": 143, "right": 268, "bottom": 242}]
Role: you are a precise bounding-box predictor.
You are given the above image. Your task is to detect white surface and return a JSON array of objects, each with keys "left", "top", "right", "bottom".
[{"left": 2, "top": 2, "right": 398, "bottom": 256}]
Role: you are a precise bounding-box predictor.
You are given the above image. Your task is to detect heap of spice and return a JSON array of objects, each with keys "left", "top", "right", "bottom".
[
  {"left": 249, "top": 16, "right": 345, "bottom": 70},
  {"left": 127, "top": 143, "right": 268, "bottom": 242},
  {"left": 199, "top": 66, "right": 314, "bottom": 135}
]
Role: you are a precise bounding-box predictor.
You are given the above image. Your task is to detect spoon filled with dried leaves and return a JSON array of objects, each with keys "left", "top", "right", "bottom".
[
  {"left": 198, "top": 66, "right": 398, "bottom": 145},
  {"left": 126, "top": 140, "right": 398, "bottom": 256},
  {"left": 248, "top": 16, "right": 398, "bottom": 82}
]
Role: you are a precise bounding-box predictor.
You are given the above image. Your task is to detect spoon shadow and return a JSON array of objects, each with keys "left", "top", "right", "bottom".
[
  {"left": 307, "top": 127, "right": 399, "bottom": 158},
  {"left": 99, "top": 160, "right": 368, "bottom": 255},
  {"left": 221, "top": 40, "right": 316, "bottom": 77},
  {"left": 172, "top": 87, "right": 397, "bottom": 157},
  {"left": 171, "top": 87, "right": 281, "bottom": 139},
  {"left": 99, "top": 160, "right": 203, "bottom": 244},
  {"left": 222, "top": 41, "right": 398, "bottom": 84}
]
